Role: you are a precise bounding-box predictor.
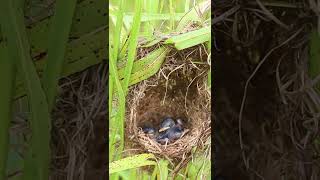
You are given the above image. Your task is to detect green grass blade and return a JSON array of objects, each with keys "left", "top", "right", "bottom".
[
  {"left": 112, "top": 47, "right": 168, "bottom": 92},
  {"left": 169, "top": 0, "right": 174, "bottom": 30},
  {"left": 184, "top": 0, "right": 190, "bottom": 12},
  {"left": 123, "top": 0, "right": 142, "bottom": 95},
  {"left": 109, "top": 75, "right": 114, "bottom": 122},
  {"left": 109, "top": 0, "right": 124, "bottom": 121},
  {"left": 309, "top": 29, "right": 320, "bottom": 91},
  {"left": 164, "top": 26, "right": 210, "bottom": 50},
  {"left": 0, "top": 1, "right": 51, "bottom": 179},
  {"left": 112, "top": 0, "right": 124, "bottom": 63},
  {"left": 176, "top": 1, "right": 210, "bottom": 31},
  {"left": 144, "top": 0, "right": 153, "bottom": 38},
  {"left": 207, "top": 39, "right": 211, "bottom": 88},
  {"left": 0, "top": 43, "right": 15, "bottom": 180},
  {"left": 141, "top": 37, "right": 162, "bottom": 47},
  {"left": 42, "top": 0, "right": 77, "bottom": 110},
  {"left": 157, "top": 159, "right": 169, "bottom": 180},
  {"left": 13, "top": 24, "right": 106, "bottom": 100},
  {"left": 109, "top": 45, "right": 126, "bottom": 161},
  {"left": 118, "top": 47, "right": 167, "bottom": 77},
  {"left": 111, "top": 0, "right": 142, "bottom": 160},
  {"left": 130, "top": 168, "right": 137, "bottom": 178},
  {"left": 109, "top": 0, "right": 125, "bottom": 162},
  {"left": 151, "top": 165, "right": 157, "bottom": 180},
  {"left": 109, "top": 154, "right": 156, "bottom": 174},
  {"left": 121, "top": 48, "right": 168, "bottom": 86}
]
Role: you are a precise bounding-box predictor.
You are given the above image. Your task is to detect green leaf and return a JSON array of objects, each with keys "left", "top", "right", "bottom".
[
  {"left": 13, "top": 28, "right": 106, "bottom": 99},
  {"left": 109, "top": 0, "right": 125, "bottom": 162},
  {"left": 141, "top": 38, "right": 162, "bottom": 47},
  {"left": 0, "top": 1, "right": 51, "bottom": 179},
  {"left": 109, "top": 154, "right": 156, "bottom": 174},
  {"left": 157, "top": 159, "right": 169, "bottom": 180},
  {"left": 123, "top": 0, "right": 142, "bottom": 94},
  {"left": 117, "top": 47, "right": 168, "bottom": 86},
  {"left": 0, "top": 43, "right": 15, "bottom": 180},
  {"left": 42, "top": 0, "right": 77, "bottom": 110},
  {"left": 164, "top": 26, "right": 210, "bottom": 50},
  {"left": 176, "top": 0, "right": 211, "bottom": 31},
  {"left": 309, "top": 29, "right": 320, "bottom": 91}
]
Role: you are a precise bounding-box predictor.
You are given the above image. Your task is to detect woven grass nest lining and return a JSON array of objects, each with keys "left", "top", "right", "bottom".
[{"left": 126, "top": 45, "right": 211, "bottom": 159}]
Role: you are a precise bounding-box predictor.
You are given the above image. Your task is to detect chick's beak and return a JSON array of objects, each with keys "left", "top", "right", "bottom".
[{"left": 158, "top": 126, "right": 170, "bottom": 132}]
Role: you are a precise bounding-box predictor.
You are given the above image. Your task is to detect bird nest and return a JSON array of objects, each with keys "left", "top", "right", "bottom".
[{"left": 126, "top": 45, "right": 211, "bottom": 159}]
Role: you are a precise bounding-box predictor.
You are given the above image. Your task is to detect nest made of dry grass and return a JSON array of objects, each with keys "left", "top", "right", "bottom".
[{"left": 125, "top": 44, "right": 211, "bottom": 160}]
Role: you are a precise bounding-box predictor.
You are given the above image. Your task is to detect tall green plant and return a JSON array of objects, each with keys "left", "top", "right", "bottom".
[
  {"left": 109, "top": 0, "right": 142, "bottom": 162},
  {"left": 0, "top": 0, "right": 51, "bottom": 179},
  {"left": 109, "top": 0, "right": 125, "bottom": 162},
  {"left": 42, "top": 0, "right": 77, "bottom": 110},
  {"left": 0, "top": 43, "right": 16, "bottom": 180}
]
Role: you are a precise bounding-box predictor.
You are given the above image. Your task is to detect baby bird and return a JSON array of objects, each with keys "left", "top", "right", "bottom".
[
  {"left": 142, "top": 126, "right": 156, "bottom": 137},
  {"left": 176, "top": 118, "right": 184, "bottom": 126},
  {"left": 158, "top": 117, "right": 175, "bottom": 132},
  {"left": 156, "top": 123, "right": 184, "bottom": 145}
]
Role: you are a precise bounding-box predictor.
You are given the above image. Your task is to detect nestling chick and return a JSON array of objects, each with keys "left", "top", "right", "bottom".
[
  {"left": 156, "top": 123, "right": 184, "bottom": 144},
  {"left": 158, "top": 117, "right": 175, "bottom": 132},
  {"left": 142, "top": 126, "right": 157, "bottom": 137}
]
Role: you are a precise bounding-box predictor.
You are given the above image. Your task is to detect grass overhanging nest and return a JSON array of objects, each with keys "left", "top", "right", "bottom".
[{"left": 125, "top": 43, "right": 211, "bottom": 161}]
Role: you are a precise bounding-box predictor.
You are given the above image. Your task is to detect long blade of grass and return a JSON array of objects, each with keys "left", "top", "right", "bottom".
[
  {"left": 42, "top": 0, "right": 77, "bottom": 110},
  {"left": 169, "top": 0, "right": 174, "bottom": 30},
  {"left": 0, "top": 43, "right": 15, "bottom": 180},
  {"left": 109, "top": 154, "right": 156, "bottom": 174},
  {"left": 309, "top": 29, "right": 320, "bottom": 91},
  {"left": 111, "top": 0, "right": 142, "bottom": 161},
  {"left": 157, "top": 159, "right": 169, "bottom": 180},
  {"left": 122, "top": 0, "right": 142, "bottom": 95},
  {"left": 118, "top": 47, "right": 167, "bottom": 77},
  {"left": 14, "top": 27, "right": 106, "bottom": 100},
  {"left": 112, "top": 0, "right": 124, "bottom": 63},
  {"left": 177, "top": 1, "right": 211, "bottom": 32},
  {"left": 112, "top": 47, "right": 168, "bottom": 93},
  {"left": 109, "top": 0, "right": 125, "bottom": 162},
  {"left": 109, "top": 0, "right": 124, "bottom": 112},
  {"left": 120, "top": 47, "right": 168, "bottom": 86},
  {"left": 0, "top": 1, "right": 51, "bottom": 179},
  {"left": 164, "top": 26, "right": 210, "bottom": 50},
  {"left": 109, "top": 45, "right": 126, "bottom": 162}
]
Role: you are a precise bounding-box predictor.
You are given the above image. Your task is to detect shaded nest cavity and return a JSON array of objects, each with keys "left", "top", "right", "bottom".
[
  {"left": 51, "top": 62, "right": 107, "bottom": 180},
  {"left": 126, "top": 44, "right": 211, "bottom": 160},
  {"left": 214, "top": 1, "right": 320, "bottom": 179}
]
